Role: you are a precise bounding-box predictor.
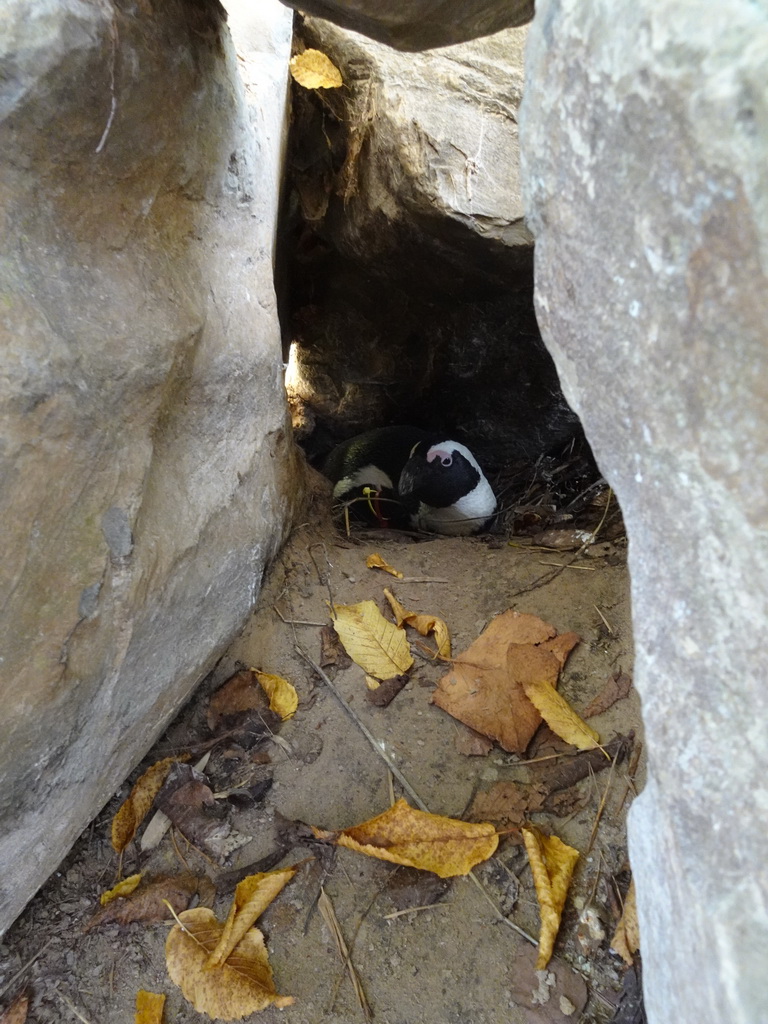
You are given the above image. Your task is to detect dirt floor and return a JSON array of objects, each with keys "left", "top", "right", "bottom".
[{"left": 0, "top": 476, "right": 643, "bottom": 1024}]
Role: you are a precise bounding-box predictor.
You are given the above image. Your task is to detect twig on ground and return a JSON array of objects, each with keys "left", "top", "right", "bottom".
[
  {"left": 383, "top": 903, "right": 451, "bottom": 920},
  {"left": 586, "top": 750, "right": 619, "bottom": 855},
  {"left": 274, "top": 605, "right": 325, "bottom": 627},
  {"left": 318, "top": 885, "right": 372, "bottom": 1023}
]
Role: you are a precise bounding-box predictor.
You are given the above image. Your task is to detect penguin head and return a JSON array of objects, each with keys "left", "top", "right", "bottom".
[
  {"left": 398, "top": 441, "right": 480, "bottom": 509},
  {"left": 398, "top": 439, "right": 496, "bottom": 535}
]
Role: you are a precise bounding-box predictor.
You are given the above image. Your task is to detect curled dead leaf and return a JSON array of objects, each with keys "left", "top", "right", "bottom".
[
  {"left": 366, "top": 553, "right": 403, "bottom": 578},
  {"left": 206, "top": 866, "right": 298, "bottom": 970},
  {"left": 522, "top": 826, "right": 580, "bottom": 968},
  {"left": 111, "top": 755, "right": 189, "bottom": 853},
  {"left": 611, "top": 878, "right": 639, "bottom": 964},
  {"left": 332, "top": 599, "right": 413, "bottom": 679},
  {"left": 290, "top": 49, "right": 342, "bottom": 89},
  {"left": 135, "top": 990, "right": 165, "bottom": 1024},
  {"left": 314, "top": 798, "right": 498, "bottom": 877},
  {"left": 101, "top": 873, "right": 142, "bottom": 905},
  {"left": 86, "top": 874, "right": 199, "bottom": 932},
  {"left": 383, "top": 588, "right": 450, "bottom": 658},
  {"left": 166, "top": 908, "right": 293, "bottom": 1019},
  {"left": 0, "top": 991, "right": 28, "bottom": 1024},
  {"left": 253, "top": 670, "right": 298, "bottom": 720},
  {"left": 518, "top": 665, "right": 600, "bottom": 751}
]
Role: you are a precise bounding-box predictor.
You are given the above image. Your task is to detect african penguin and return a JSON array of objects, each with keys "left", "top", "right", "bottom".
[{"left": 322, "top": 426, "right": 496, "bottom": 535}]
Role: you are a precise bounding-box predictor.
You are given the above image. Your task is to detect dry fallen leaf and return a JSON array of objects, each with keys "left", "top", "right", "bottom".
[
  {"left": 289, "top": 49, "right": 343, "bottom": 89},
  {"left": 166, "top": 907, "right": 293, "bottom": 1019},
  {"left": 332, "top": 599, "right": 413, "bottom": 679},
  {"left": 433, "top": 611, "right": 578, "bottom": 753},
  {"left": 206, "top": 866, "right": 298, "bottom": 970},
  {"left": 0, "top": 991, "right": 28, "bottom": 1024},
  {"left": 522, "top": 826, "right": 580, "bottom": 968},
  {"left": 313, "top": 798, "right": 498, "bottom": 877},
  {"left": 135, "top": 990, "right": 165, "bottom": 1024},
  {"left": 156, "top": 763, "right": 251, "bottom": 862},
  {"left": 611, "top": 878, "right": 639, "bottom": 964},
  {"left": 383, "top": 588, "right": 451, "bottom": 658},
  {"left": 253, "top": 670, "right": 298, "bottom": 720},
  {"left": 518, "top": 661, "right": 600, "bottom": 751},
  {"left": 582, "top": 669, "right": 633, "bottom": 718},
  {"left": 112, "top": 755, "right": 189, "bottom": 853},
  {"left": 366, "top": 553, "right": 403, "bottom": 578},
  {"left": 86, "top": 874, "right": 199, "bottom": 932},
  {"left": 101, "top": 873, "right": 142, "bottom": 905}
]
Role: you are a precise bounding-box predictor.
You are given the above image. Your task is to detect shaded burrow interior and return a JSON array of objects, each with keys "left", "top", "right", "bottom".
[{"left": 277, "top": 34, "right": 615, "bottom": 540}]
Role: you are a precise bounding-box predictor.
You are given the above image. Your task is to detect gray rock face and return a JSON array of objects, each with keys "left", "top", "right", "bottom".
[
  {"left": 285, "top": 19, "right": 580, "bottom": 462},
  {"left": 521, "top": 3, "right": 768, "bottom": 1022},
  {"left": 277, "top": 0, "right": 533, "bottom": 51},
  {"left": 0, "top": 0, "right": 302, "bottom": 935}
]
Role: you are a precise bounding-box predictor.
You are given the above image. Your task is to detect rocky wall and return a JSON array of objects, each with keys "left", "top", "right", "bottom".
[
  {"left": 0, "top": 0, "right": 302, "bottom": 935},
  {"left": 521, "top": 3, "right": 768, "bottom": 1022}
]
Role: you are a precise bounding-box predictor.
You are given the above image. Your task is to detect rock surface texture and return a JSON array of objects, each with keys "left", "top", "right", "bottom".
[
  {"left": 277, "top": 0, "right": 533, "bottom": 50},
  {"left": 0, "top": 0, "right": 302, "bottom": 935},
  {"left": 285, "top": 18, "right": 579, "bottom": 463},
  {"left": 521, "top": 3, "right": 768, "bottom": 1022}
]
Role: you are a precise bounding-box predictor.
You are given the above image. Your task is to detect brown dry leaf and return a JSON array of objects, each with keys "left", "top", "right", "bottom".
[
  {"left": 332, "top": 599, "right": 413, "bottom": 679},
  {"left": 366, "top": 674, "right": 409, "bottom": 707},
  {"left": 206, "top": 866, "right": 298, "bottom": 970},
  {"left": 582, "top": 669, "right": 633, "bottom": 718},
  {"left": 433, "top": 611, "right": 574, "bottom": 753},
  {"left": 314, "top": 798, "right": 498, "bottom": 878},
  {"left": 207, "top": 670, "right": 270, "bottom": 731},
  {"left": 0, "top": 991, "right": 28, "bottom": 1024},
  {"left": 611, "top": 879, "right": 639, "bottom": 964},
  {"left": 383, "top": 588, "right": 450, "bottom": 659},
  {"left": 101, "top": 873, "right": 142, "bottom": 905},
  {"left": 166, "top": 907, "right": 293, "bottom": 1018},
  {"left": 289, "top": 49, "right": 342, "bottom": 89},
  {"left": 454, "top": 727, "right": 494, "bottom": 757},
  {"left": 366, "top": 553, "right": 403, "bottom": 578},
  {"left": 253, "top": 670, "right": 298, "bottom": 720},
  {"left": 470, "top": 781, "right": 547, "bottom": 833},
  {"left": 519, "top": 666, "right": 600, "bottom": 751},
  {"left": 135, "top": 990, "right": 165, "bottom": 1024},
  {"left": 85, "top": 874, "right": 199, "bottom": 931},
  {"left": 156, "top": 763, "right": 251, "bottom": 862},
  {"left": 319, "top": 624, "right": 351, "bottom": 670},
  {"left": 522, "top": 826, "right": 580, "bottom": 968},
  {"left": 111, "top": 755, "right": 189, "bottom": 852}
]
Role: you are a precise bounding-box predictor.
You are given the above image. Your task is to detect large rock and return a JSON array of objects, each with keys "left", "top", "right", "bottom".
[
  {"left": 285, "top": 18, "right": 578, "bottom": 462},
  {"left": 521, "top": 2, "right": 768, "bottom": 1022},
  {"left": 278, "top": 0, "right": 533, "bottom": 50},
  {"left": 0, "top": 0, "right": 302, "bottom": 935}
]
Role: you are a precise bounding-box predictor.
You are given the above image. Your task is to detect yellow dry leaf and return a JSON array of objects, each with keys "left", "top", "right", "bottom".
[
  {"left": 611, "top": 878, "right": 639, "bottom": 964},
  {"left": 206, "top": 866, "right": 298, "bottom": 970},
  {"left": 135, "top": 990, "right": 165, "bottom": 1024},
  {"left": 365, "top": 675, "right": 381, "bottom": 690},
  {"left": 101, "top": 873, "right": 142, "bottom": 906},
  {"left": 289, "top": 49, "right": 342, "bottom": 89},
  {"left": 520, "top": 673, "right": 600, "bottom": 750},
  {"left": 332, "top": 599, "right": 413, "bottom": 679},
  {"left": 111, "top": 755, "right": 189, "bottom": 853},
  {"left": 522, "top": 827, "right": 580, "bottom": 968},
  {"left": 315, "top": 798, "right": 498, "bottom": 878},
  {"left": 366, "top": 553, "right": 404, "bottom": 578},
  {"left": 253, "top": 670, "right": 298, "bottom": 720},
  {"left": 383, "top": 588, "right": 451, "bottom": 658},
  {"left": 166, "top": 908, "right": 293, "bottom": 1018}
]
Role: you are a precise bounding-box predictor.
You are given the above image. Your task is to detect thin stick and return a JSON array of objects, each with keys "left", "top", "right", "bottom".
[
  {"left": 586, "top": 751, "right": 619, "bottom": 855},
  {"left": 0, "top": 938, "right": 55, "bottom": 998},
  {"left": 274, "top": 605, "right": 325, "bottom": 627},
  {"left": 538, "top": 561, "right": 596, "bottom": 571},
  {"left": 593, "top": 604, "right": 615, "bottom": 634},
  {"left": 397, "top": 577, "right": 450, "bottom": 584},
  {"left": 383, "top": 902, "right": 451, "bottom": 920},
  {"left": 296, "top": 644, "right": 537, "bottom": 946},
  {"left": 318, "top": 885, "right": 372, "bottom": 1022},
  {"left": 55, "top": 992, "right": 93, "bottom": 1024}
]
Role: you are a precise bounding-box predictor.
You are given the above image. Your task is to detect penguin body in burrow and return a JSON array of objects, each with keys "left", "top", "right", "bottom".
[{"left": 322, "top": 426, "right": 496, "bottom": 535}]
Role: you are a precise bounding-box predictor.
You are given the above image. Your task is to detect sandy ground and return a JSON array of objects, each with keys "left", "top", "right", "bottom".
[{"left": 0, "top": 483, "right": 642, "bottom": 1024}]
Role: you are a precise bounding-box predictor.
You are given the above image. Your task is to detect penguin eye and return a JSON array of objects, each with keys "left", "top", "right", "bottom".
[{"left": 440, "top": 455, "right": 453, "bottom": 467}]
